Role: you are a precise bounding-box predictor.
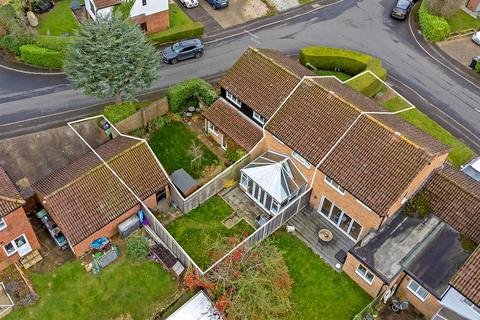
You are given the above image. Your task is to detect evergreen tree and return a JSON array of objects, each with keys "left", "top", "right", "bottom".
[{"left": 64, "top": 14, "right": 159, "bottom": 103}]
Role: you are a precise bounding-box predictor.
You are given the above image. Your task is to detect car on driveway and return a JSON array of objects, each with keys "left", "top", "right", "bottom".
[
  {"left": 461, "top": 156, "right": 480, "bottom": 181},
  {"left": 472, "top": 32, "right": 480, "bottom": 45},
  {"left": 390, "top": 0, "right": 413, "bottom": 20},
  {"left": 206, "top": 0, "right": 228, "bottom": 10},
  {"left": 161, "top": 39, "right": 204, "bottom": 64},
  {"left": 179, "top": 0, "right": 199, "bottom": 8}
]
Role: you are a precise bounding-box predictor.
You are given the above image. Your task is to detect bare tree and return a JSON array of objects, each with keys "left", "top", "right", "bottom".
[
  {"left": 189, "top": 141, "right": 204, "bottom": 172},
  {"left": 424, "top": 0, "right": 464, "bottom": 17}
]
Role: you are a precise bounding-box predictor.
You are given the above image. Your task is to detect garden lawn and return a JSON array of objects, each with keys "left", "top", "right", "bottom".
[
  {"left": 37, "top": 0, "right": 79, "bottom": 36},
  {"left": 383, "top": 96, "right": 475, "bottom": 167},
  {"left": 314, "top": 69, "right": 352, "bottom": 81},
  {"left": 148, "top": 121, "right": 220, "bottom": 179},
  {"left": 274, "top": 231, "right": 371, "bottom": 320},
  {"left": 169, "top": 3, "right": 192, "bottom": 28},
  {"left": 445, "top": 9, "right": 480, "bottom": 33},
  {"left": 5, "top": 257, "right": 178, "bottom": 320},
  {"left": 166, "top": 196, "right": 254, "bottom": 270}
]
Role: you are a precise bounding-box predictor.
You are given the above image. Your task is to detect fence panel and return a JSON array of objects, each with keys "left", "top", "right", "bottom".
[{"left": 143, "top": 207, "right": 202, "bottom": 274}]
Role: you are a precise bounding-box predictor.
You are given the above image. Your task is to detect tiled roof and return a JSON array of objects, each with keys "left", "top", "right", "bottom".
[
  {"left": 0, "top": 167, "right": 25, "bottom": 217},
  {"left": 420, "top": 165, "right": 480, "bottom": 243},
  {"left": 92, "top": 0, "right": 121, "bottom": 9},
  {"left": 33, "top": 137, "right": 169, "bottom": 246},
  {"left": 451, "top": 247, "right": 480, "bottom": 306},
  {"left": 266, "top": 79, "right": 437, "bottom": 215},
  {"left": 218, "top": 48, "right": 314, "bottom": 119},
  {"left": 203, "top": 98, "right": 263, "bottom": 151}
]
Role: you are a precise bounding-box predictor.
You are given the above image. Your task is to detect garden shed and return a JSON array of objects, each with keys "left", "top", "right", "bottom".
[{"left": 170, "top": 169, "right": 198, "bottom": 197}]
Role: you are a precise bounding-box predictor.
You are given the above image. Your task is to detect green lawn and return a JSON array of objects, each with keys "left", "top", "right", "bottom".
[
  {"left": 314, "top": 69, "right": 352, "bottom": 82},
  {"left": 445, "top": 9, "right": 480, "bottom": 33},
  {"left": 383, "top": 96, "right": 475, "bottom": 167},
  {"left": 5, "top": 257, "right": 178, "bottom": 320},
  {"left": 169, "top": 3, "right": 192, "bottom": 28},
  {"left": 274, "top": 231, "right": 371, "bottom": 320},
  {"left": 37, "top": 0, "right": 79, "bottom": 36},
  {"left": 148, "top": 121, "right": 220, "bottom": 179},
  {"left": 166, "top": 196, "right": 254, "bottom": 270}
]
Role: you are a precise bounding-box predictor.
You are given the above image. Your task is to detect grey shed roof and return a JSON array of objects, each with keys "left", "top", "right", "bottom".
[{"left": 170, "top": 169, "right": 197, "bottom": 195}]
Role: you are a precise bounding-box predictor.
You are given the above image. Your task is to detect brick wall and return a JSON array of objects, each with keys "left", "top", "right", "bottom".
[
  {"left": 133, "top": 10, "right": 169, "bottom": 34},
  {"left": 467, "top": 0, "right": 480, "bottom": 12},
  {"left": 0, "top": 207, "right": 41, "bottom": 270},
  {"left": 205, "top": 119, "right": 225, "bottom": 148},
  {"left": 397, "top": 274, "right": 442, "bottom": 318},
  {"left": 343, "top": 252, "right": 385, "bottom": 297},
  {"left": 72, "top": 194, "right": 157, "bottom": 256}
]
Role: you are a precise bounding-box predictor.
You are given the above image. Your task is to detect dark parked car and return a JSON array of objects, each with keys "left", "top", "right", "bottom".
[
  {"left": 33, "top": 0, "right": 54, "bottom": 13},
  {"left": 206, "top": 0, "right": 228, "bottom": 10},
  {"left": 390, "top": 0, "right": 413, "bottom": 20},
  {"left": 161, "top": 39, "right": 204, "bottom": 64}
]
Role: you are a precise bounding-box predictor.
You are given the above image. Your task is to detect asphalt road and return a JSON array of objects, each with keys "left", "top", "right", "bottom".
[{"left": 0, "top": 0, "right": 479, "bottom": 152}]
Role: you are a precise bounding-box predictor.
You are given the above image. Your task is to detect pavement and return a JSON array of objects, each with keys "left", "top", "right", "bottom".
[
  {"left": 1, "top": 0, "right": 480, "bottom": 154},
  {"left": 437, "top": 35, "right": 480, "bottom": 66}
]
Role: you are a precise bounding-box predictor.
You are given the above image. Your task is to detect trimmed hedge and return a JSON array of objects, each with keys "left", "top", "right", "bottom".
[
  {"left": 19, "top": 44, "right": 63, "bottom": 68},
  {"left": 0, "top": 34, "right": 36, "bottom": 55},
  {"left": 299, "top": 46, "right": 387, "bottom": 97},
  {"left": 167, "top": 78, "right": 218, "bottom": 113},
  {"left": 35, "top": 35, "right": 75, "bottom": 53},
  {"left": 148, "top": 22, "right": 204, "bottom": 44},
  {"left": 104, "top": 103, "right": 137, "bottom": 124},
  {"left": 418, "top": 2, "right": 450, "bottom": 43}
]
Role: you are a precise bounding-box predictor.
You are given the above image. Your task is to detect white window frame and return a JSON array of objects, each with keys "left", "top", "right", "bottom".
[
  {"left": 0, "top": 218, "right": 7, "bottom": 231},
  {"left": 240, "top": 172, "right": 248, "bottom": 188},
  {"left": 292, "top": 152, "right": 311, "bottom": 169},
  {"left": 208, "top": 121, "right": 219, "bottom": 136},
  {"left": 226, "top": 91, "right": 242, "bottom": 108},
  {"left": 221, "top": 135, "right": 227, "bottom": 150},
  {"left": 319, "top": 197, "right": 363, "bottom": 241},
  {"left": 407, "top": 279, "right": 429, "bottom": 302},
  {"left": 461, "top": 297, "right": 480, "bottom": 315},
  {"left": 324, "top": 176, "right": 345, "bottom": 195},
  {"left": 252, "top": 111, "right": 266, "bottom": 125},
  {"left": 355, "top": 264, "right": 375, "bottom": 285}
]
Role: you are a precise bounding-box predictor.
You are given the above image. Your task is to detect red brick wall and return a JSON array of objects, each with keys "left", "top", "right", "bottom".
[
  {"left": 72, "top": 194, "right": 157, "bottom": 256},
  {"left": 133, "top": 9, "right": 169, "bottom": 34},
  {"left": 0, "top": 207, "right": 41, "bottom": 270},
  {"left": 467, "top": 0, "right": 480, "bottom": 12}
]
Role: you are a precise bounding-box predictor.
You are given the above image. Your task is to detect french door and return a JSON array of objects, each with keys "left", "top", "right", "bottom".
[{"left": 319, "top": 197, "right": 363, "bottom": 241}]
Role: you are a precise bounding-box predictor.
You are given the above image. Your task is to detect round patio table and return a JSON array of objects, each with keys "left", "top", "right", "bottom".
[{"left": 319, "top": 229, "right": 333, "bottom": 242}]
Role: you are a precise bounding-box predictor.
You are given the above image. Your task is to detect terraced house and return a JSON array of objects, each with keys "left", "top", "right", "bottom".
[{"left": 203, "top": 48, "right": 480, "bottom": 319}]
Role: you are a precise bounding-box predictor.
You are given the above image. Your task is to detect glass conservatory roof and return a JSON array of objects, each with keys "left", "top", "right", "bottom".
[{"left": 241, "top": 151, "right": 307, "bottom": 203}]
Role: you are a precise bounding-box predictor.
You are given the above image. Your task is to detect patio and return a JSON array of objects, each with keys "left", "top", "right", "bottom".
[
  {"left": 219, "top": 186, "right": 263, "bottom": 228},
  {"left": 288, "top": 206, "right": 355, "bottom": 269}
]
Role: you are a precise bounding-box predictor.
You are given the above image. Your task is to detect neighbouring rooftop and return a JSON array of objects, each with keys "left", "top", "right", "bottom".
[
  {"left": 0, "top": 167, "right": 25, "bottom": 217},
  {"left": 450, "top": 247, "right": 480, "bottom": 306}
]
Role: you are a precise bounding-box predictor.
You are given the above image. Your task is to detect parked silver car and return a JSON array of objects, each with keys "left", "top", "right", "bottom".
[{"left": 179, "top": 0, "right": 198, "bottom": 8}]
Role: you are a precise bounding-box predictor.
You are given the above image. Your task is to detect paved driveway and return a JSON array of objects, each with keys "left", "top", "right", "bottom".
[
  {"left": 437, "top": 35, "right": 480, "bottom": 65},
  {"left": 198, "top": 0, "right": 270, "bottom": 28}
]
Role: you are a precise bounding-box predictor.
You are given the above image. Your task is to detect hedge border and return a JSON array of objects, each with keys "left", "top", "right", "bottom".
[
  {"left": 148, "top": 22, "right": 204, "bottom": 45},
  {"left": 299, "top": 46, "right": 387, "bottom": 97},
  {"left": 417, "top": 2, "right": 450, "bottom": 43},
  {"left": 19, "top": 44, "right": 64, "bottom": 69}
]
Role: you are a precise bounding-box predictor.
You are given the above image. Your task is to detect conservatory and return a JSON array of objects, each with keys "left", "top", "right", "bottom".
[{"left": 240, "top": 151, "right": 307, "bottom": 215}]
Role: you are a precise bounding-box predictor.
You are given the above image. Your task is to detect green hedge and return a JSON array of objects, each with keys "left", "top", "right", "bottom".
[
  {"left": 19, "top": 44, "right": 63, "bottom": 68},
  {"left": 35, "top": 35, "right": 75, "bottom": 53},
  {"left": 0, "top": 34, "right": 36, "bottom": 55},
  {"left": 148, "top": 22, "right": 204, "bottom": 44},
  {"left": 167, "top": 78, "right": 218, "bottom": 113},
  {"left": 299, "top": 46, "right": 387, "bottom": 97},
  {"left": 104, "top": 103, "right": 137, "bottom": 124},
  {"left": 418, "top": 2, "right": 450, "bottom": 43}
]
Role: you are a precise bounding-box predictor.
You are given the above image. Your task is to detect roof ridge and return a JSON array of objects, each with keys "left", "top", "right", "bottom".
[
  {"left": 252, "top": 48, "right": 302, "bottom": 80},
  {"left": 44, "top": 139, "right": 144, "bottom": 199},
  {"left": 0, "top": 194, "right": 26, "bottom": 204}
]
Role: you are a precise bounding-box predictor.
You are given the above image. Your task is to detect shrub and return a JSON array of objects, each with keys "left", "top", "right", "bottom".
[
  {"left": 148, "top": 22, "right": 204, "bottom": 44},
  {"left": 299, "top": 46, "right": 387, "bottom": 97},
  {"left": 0, "top": 34, "right": 35, "bottom": 55},
  {"left": 476, "top": 60, "right": 480, "bottom": 73},
  {"left": 104, "top": 103, "right": 137, "bottom": 124},
  {"left": 147, "top": 115, "right": 172, "bottom": 132},
  {"left": 0, "top": 4, "right": 23, "bottom": 35},
  {"left": 19, "top": 44, "right": 64, "bottom": 68},
  {"left": 126, "top": 235, "right": 149, "bottom": 261},
  {"left": 35, "top": 35, "right": 75, "bottom": 53},
  {"left": 167, "top": 78, "right": 218, "bottom": 113},
  {"left": 418, "top": 2, "right": 450, "bottom": 43}
]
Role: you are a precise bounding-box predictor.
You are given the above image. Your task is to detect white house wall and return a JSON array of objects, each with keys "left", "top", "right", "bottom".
[
  {"left": 130, "top": 0, "right": 168, "bottom": 17},
  {"left": 84, "top": 0, "right": 97, "bottom": 20},
  {"left": 97, "top": 7, "right": 114, "bottom": 18},
  {"left": 441, "top": 287, "right": 480, "bottom": 320}
]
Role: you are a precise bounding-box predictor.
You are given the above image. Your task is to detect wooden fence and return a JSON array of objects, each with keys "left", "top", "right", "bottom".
[{"left": 114, "top": 98, "right": 169, "bottom": 134}]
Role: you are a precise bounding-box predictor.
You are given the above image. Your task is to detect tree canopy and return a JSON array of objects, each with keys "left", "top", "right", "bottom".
[
  {"left": 185, "top": 237, "right": 294, "bottom": 320},
  {"left": 64, "top": 14, "right": 159, "bottom": 103}
]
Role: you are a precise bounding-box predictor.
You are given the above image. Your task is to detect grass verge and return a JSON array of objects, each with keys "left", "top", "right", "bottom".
[
  {"left": 37, "top": 0, "right": 79, "bottom": 36},
  {"left": 274, "top": 231, "right": 371, "bottom": 319},
  {"left": 445, "top": 9, "right": 480, "bottom": 34},
  {"left": 383, "top": 96, "right": 475, "bottom": 167},
  {"left": 148, "top": 121, "right": 220, "bottom": 179},
  {"left": 165, "top": 196, "right": 254, "bottom": 270},
  {"left": 5, "top": 256, "right": 178, "bottom": 320},
  {"left": 169, "top": 3, "right": 192, "bottom": 27}
]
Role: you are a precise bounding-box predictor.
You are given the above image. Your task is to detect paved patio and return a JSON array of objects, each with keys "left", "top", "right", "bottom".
[
  {"left": 220, "top": 186, "right": 263, "bottom": 229},
  {"left": 288, "top": 207, "right": 355, "bottom": 269}
]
